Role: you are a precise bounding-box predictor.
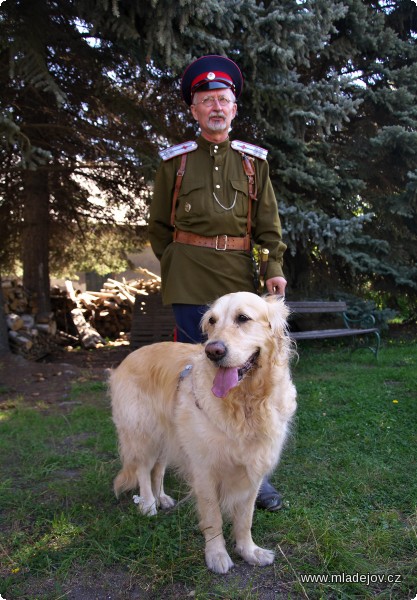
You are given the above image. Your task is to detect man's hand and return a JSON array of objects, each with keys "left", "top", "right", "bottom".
[{"left": 266, "top": 276, "right": 287, "bottom": 296}]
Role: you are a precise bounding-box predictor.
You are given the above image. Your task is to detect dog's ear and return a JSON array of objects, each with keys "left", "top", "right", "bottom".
[
  {"left": 200, "top": 305, "right": 213, "bottom": 334},
  {"left": 264, "top": 295, "right": 290, "bottom": 337},
  {"left": 200, "top": 311, "right": 209, "bottom": 334}
]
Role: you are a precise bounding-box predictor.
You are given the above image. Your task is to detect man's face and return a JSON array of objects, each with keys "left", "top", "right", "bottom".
[{"left": 190, "top": 88, "right": 237, "bottom": 141}]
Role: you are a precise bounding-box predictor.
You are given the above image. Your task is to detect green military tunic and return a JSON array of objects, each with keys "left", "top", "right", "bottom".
[{"left": 149, "top": 136, "right": 287, "bottom": 305}]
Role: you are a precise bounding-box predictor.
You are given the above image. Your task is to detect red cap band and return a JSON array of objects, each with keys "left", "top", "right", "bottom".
[{"left": 191, "top": 71, "right": 234, "bottom": 91}]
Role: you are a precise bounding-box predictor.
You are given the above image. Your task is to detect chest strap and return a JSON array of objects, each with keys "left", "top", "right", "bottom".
[
  {"left": 240, "top": 153, "right": 257, "bottom": 236},
  {"left": 170, "top": 153, "right": 188, "bottom": 227},
  {"left": 241, "top": 154, "right": 257, "bottom": 202}
]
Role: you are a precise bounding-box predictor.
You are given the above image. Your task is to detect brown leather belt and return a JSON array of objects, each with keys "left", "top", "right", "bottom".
[{"left": 173, "top": 229, "right": 251, "bottom": 251}]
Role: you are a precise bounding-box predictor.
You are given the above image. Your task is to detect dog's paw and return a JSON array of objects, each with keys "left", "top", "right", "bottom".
[
  {"left": 236, "top": 544, "right": 275, "bottom": 567},
  {"left": 205, "top": 549, "right": 234, "bottom": 574},
  {"left": 136, "top": 498, "right": 158, "bottom": 517},
  {"left": 158, "top": 493, "right": 176, "bottom": 510}
]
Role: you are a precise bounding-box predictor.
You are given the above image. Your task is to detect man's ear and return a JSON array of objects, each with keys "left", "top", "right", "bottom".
[{"left": 190, "top": 104, "right": 198, "bottom": 121}]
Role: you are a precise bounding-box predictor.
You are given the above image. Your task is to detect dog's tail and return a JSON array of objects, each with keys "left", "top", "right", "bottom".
[{"left": 113, "top": 465, "right": 137, "bottom": 498}]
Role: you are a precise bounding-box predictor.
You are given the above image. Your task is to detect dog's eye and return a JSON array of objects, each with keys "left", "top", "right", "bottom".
[
  {"left": 237, "top": 314, "right": 251, "bottom": 323},
  {"left": 208, "top": 316, "right": 216, "bottom": 325}
]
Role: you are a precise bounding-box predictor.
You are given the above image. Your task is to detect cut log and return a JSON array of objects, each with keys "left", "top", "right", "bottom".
[
  {"left": 65, "top": 280, "right": 106, "bottom": 349},
  {"left": 70, "top": 308, "right": 106, "bottom": 349},
  {"left": 56, "top": 330, "right": 79, "bottom": 345},
  {"left": 134, "top": 267, "right": 162, "bottom": 282},
  {"left": 102, "top": 279, "right": 135, "bottom": 305},
  {"left": 6, "top": 313, "right": 25, "bottom": 331},
  {"left": 65, "top": 279, "right": 79, "bottom": 304},
  {"left": 9, "top": 330, "right": 33, "bottom": 350},
  {"left": 21, "top": 314, "right": 35, "bottom": 329},
  {"left": 36, "top": 322, "right": 57, "bottom": 335}
]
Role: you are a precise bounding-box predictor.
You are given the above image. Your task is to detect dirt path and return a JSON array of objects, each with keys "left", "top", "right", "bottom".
[{"left": 0, "top": 344, "right": 130, "bottom": 408}]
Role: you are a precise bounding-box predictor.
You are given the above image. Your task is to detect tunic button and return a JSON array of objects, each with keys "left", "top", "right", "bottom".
[
  {"left": 216, "top": 184, "right": 221, "bottom": 189},
  {"left": 215, "top": 166, "right": 219, "bottom": 170}
]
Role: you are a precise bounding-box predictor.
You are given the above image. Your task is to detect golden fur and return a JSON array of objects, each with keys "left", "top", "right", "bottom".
[{"left": 110, "top": 291, "right": 297, "bottom": 574}]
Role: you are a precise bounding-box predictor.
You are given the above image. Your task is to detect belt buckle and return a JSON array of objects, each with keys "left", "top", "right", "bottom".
[{"left": 215, "top": 234, "right": 228, "bottom": 251}]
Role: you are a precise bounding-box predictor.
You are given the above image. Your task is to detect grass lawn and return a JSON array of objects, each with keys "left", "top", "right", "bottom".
[{"left": 0, "top": 339, "right": 416, "bottom": 599}]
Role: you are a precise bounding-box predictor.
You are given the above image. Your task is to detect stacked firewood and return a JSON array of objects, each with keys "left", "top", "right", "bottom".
[
  {"left": 57, "top": 270, "right": 161, "bottom": 344},
  {"left": 2, "top": 269, "right": 162, "bottom": 358},
  {"left": 2, "top": 278, "right": 57, "bottom": 359}
]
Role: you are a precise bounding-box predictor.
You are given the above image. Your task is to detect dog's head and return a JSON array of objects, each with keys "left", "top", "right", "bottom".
[{"left": 201, "top": 292, "right": 291, "bottom": 398}]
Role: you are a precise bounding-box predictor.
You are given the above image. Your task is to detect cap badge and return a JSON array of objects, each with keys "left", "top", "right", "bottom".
[{"left": 207, "top": 72, "right": 216, "bottom": 80}]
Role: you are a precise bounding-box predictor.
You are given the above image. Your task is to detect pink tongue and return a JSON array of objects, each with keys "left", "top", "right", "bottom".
[{"left": 212, "top": 367, "right": 239, "bottom": 398}]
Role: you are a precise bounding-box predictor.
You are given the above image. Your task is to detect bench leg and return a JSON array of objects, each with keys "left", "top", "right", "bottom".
[
  {"left": 373, "top": 331, "right": 381, "bottom": 359},
  {"left": 350, "top": 331, "right": 380, "bottom": 359}
]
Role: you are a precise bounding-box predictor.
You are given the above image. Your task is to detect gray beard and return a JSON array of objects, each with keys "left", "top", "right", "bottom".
[{"left": 207, "top": 114, "right": 227, "bottom": 131}]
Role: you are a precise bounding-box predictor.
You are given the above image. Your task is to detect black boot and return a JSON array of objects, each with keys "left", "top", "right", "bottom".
[{"left": 256, "top": 478, "right": 283, "bottom": 511}]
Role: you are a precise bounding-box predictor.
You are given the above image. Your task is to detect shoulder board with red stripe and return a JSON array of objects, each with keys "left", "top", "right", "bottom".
[
  {"left": 159, "top": 141, "right": 198, "bottom": 161},
  {"left": 231, "top": 140, "right": 268, "bottom": 160}
]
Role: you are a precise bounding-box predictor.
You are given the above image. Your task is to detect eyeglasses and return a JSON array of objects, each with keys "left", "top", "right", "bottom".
[{"left": 193, "top": 96, "right": 235, "bottom": 107}]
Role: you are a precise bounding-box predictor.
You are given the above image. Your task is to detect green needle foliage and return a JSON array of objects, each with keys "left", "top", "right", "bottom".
[{"left": 1, "top": 0, "right": 416, "bottom": 323}]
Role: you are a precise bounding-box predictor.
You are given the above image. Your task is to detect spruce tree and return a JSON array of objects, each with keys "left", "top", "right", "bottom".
[
  {"left": 335, "top": 0, "right": 417, "bottom": 313},
  {"left": 1, "top": 0, "right": 160, "bottom": 311},
  {"left": 1, "top": 0, "right": 416, "bottom": 320}
]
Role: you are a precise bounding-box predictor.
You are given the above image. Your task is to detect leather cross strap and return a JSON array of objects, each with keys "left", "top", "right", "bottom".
[
  {"left": 170, "top": 147, "right": 257, "bottom": 248},
  {"left": 240, "top": 153, "right": 257, "bottom": 237},
  {"left": 174, "top": 229, "right": 251, "bottom": 251},
  {"left": 241, "top": 154, "right": 257, "bottom": 202},
  {"left": 170, "top": 153, "right": 188, "bottom": 227}
]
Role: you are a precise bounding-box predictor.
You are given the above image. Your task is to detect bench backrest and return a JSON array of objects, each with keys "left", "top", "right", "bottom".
[
  {"left": 130, "top": 296, "right": 350, "bottom": 350},
  {"left": 286, "top": 301, "right": 347, "bottom": 314}
]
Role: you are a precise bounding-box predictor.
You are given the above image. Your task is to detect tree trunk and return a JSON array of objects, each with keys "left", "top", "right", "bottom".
[
  {"left": 286, "top": 247, "right": 313, "bottom": 298},
  {"left": 22, "top": 169, "right": 51, "bottom": 317},
  {"left": 0, "top": 279, "right": 11, "bottom": 355}
]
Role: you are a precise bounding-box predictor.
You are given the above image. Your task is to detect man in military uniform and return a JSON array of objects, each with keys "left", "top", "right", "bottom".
[{"left": 149, "top": 55, "right": 287, "bottom": 512}]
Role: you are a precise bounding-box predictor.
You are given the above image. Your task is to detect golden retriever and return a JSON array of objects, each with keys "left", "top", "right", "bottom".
[{"left": 110, "top": 291, "right": 297, "bottom": 574}]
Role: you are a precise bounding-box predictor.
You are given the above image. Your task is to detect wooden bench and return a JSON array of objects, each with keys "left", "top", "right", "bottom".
[
  {"left": 286, "top": 301, "right": 380, "bottom": 357},
  {"left": 130, "top": 295, "right": 380, "bottom": 358}
]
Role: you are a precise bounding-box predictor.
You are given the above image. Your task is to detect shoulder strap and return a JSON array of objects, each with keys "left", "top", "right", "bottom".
[
  {"left": 231, "top": 140, "right": 268, "bottom": 160},
  {"left": 170, "top": 153, "right": 188, "bottom": 227},
  {"left": 160, "top": 141, "right": 198, "bottom": 161}
]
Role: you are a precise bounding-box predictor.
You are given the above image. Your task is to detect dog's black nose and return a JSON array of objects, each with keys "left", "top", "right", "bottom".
[{"left": 205, "top": 341, "right": 227, "bottom": 362}]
